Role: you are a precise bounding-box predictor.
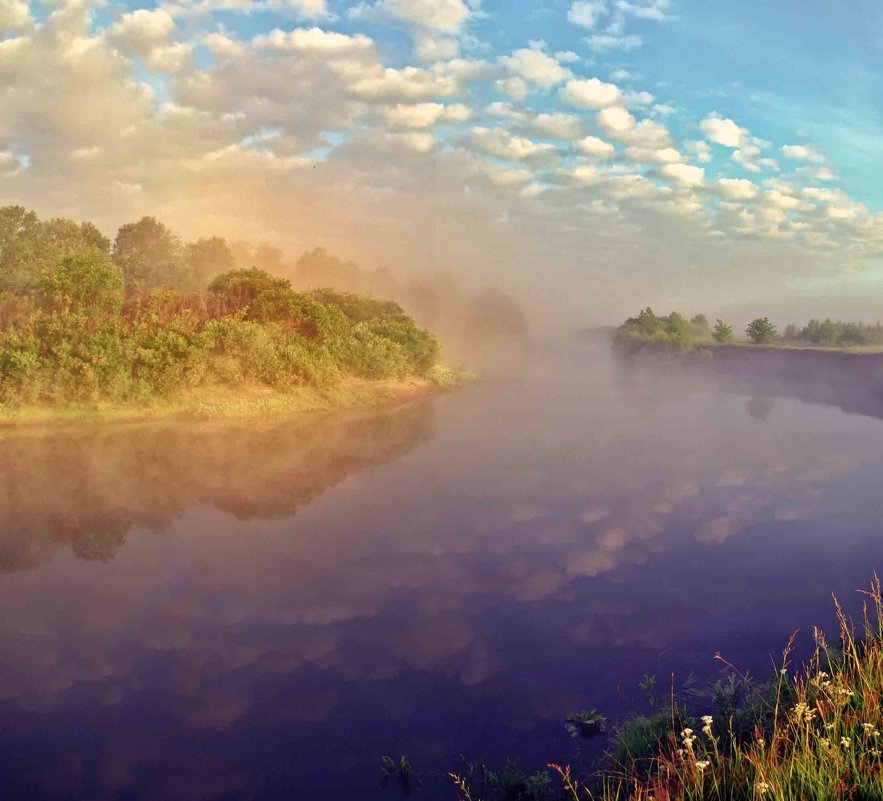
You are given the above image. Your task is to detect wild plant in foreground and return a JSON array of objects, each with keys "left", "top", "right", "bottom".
[{"left": 451, "top": 576, "right": 883, "bottom": 801}]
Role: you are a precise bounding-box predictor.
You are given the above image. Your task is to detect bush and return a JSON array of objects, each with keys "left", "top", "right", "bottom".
[
  {"left": 746, "top": 317, "right": 777, "bottom": 344},
  {"left": 0, "top": 260, "right": 439, "bottom": 406}
]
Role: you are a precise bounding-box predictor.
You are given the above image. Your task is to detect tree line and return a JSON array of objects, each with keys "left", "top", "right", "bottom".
[
  {"left": 0, "top": 206, "right": 530, "bottom": 371},
  {"left": 0, "top": 204, "right": 444, "bottom": 405},
  {"left": 614, "top": 308, "right": 883, "bottom": 354}
]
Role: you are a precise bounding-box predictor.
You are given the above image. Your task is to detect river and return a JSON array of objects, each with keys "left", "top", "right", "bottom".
[{"left": 1, "top": 341, "right": 882, "bottom": 799}]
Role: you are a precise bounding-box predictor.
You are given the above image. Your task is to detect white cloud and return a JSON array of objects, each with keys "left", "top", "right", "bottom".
[
  {"left": 494, "top": 76, "right": 529, "bottom": 99},
  {"left": 499, "top": 47, "right": 572, "bottom": 88},
  {"left": 802, "top": 187, "right": 841, "bottom": 204},
  {"left": 370, "top": 130, "right": 437, "bottom": 154},
  {"left": 465, "top": 156, "right": 534, "bottom": 186},
  {"left": 288, "top": 0, "right": 329, "bottom": 16},
  {"left": 700, "top": 114, "right": 747, "bottom": 148},
  {"left": 526, "top": 112, "right": 583, "bottom": 139},
  {"left": 586, "top": 34, "right": 642, "bottom": 52},
  {"left": 349, "top": 65, "right": 461, "bottom": 102},
  {"left": 560, "top": 77, "right": 621, "bottom": 109},
  {"left": 597, "top": 105, "right": 635, "bottom": 133},
  {"left": 781, "top": 144, "right": 825, "bottom": 163},
  {"left": 351, "top": 0, "right": 474, "bottom": 33},
  {"left": 617, "top": 0, "right": 671, "bottom": 21},
  {"left": 618, "top": 118, "right": 672, "bottom": 148},
  {"left": 108, "top": 9, "right": 192, "bottom": 73},
  {"left": 765, "top": 189, "right": 801, "bottom": 210},
  {"left": 567, "top": 0, "right": 607, "bottom": 28},
  {"left": 0, "top": 0, "right": 30, "bottom": 32},
  {"left": 573, "top": 135, "right": 615, "bottom": 159},
  {"left": 661, "top": 162, "right": 704, "bottom": 187},
  {"left": 414, "top": 34, "right": 459, "bottom": 62},
  {"left": 685, "top": 140, "right": 711, "bottom": 163},
  {"left": 202, "top": 32, "right": 246, "bottom": 60},
  {"left": 555, "top": 50, "right": 580, "bottom": 63},
  {"left": 382, "top": 102, "right": 471, "bottom": 128},
  {"left": 253, "top": 27, "right": 374, "bottom": 56},
  {"left": 626, "top": 146, "right": 680, "bottom": 163},
  {"left": 466, "top": 126, "right": 561, "bottom": 166},
  {"left": 715, "top": 178, "right": 758, "bottom": 201},
  {"left": 732, "top": 143, "right": 765, "bottom": 173},
  {"left": 570, "top": 162, "right": 604, "bottom": 184},
  {"left": 623, "top": 90, "right": 654, "bottom": 106}
]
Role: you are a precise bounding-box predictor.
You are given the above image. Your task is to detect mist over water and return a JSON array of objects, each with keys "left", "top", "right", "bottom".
[{"left": 2, "top": 340, "right": 883, "bottom": 799}]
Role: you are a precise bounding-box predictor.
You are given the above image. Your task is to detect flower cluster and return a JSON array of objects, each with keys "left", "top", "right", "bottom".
[{"left": 791, "top": 702, "right": 816, "bottom": 724}]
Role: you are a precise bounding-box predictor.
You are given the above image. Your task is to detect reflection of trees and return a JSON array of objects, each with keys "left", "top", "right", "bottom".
[{"left": 0, "top": 402, "right": 436, "bottom": 572}]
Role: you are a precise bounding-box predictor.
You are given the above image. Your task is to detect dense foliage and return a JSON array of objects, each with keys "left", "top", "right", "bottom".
[
  {"left": 712, "top": 319, "right": 733, "bottom": 343},
  {"left": 745, "top": 317, "right": 777, "bottom": 344},
  {"left": 782, "top": 318, "right": 883, "bottom": 347},
  {"left": 616, "top": 308, "right": 883, "bottom": 353},
  {"left": 292, "top": 248, "right": 531, "bottom": 366},
  {"left": 612, "top": 308, "right": 709, "bottom": 355},
  {"left": 0, "top": 206, "right": 441, "bottom": 406}
]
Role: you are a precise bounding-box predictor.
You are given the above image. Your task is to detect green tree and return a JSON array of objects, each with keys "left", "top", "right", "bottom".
[
  {"left": 712, "top": 319, "right": 733, "bottom": 343},
  {"left": 0, "top": 205, "right": 49, "bottom": 292},
  {"left": 0, "top": 208, "right": 110, "bottom": 293},
  {"left": 184, "top": 236, "right": 235, "bottom": 289},
  {"left": 38, "top": 249, "right": 124, "bottom": 318},
  {"left": 113, "top": 217, "right": 188, "bottom": 292},
  {"left": 745, "top": 317, "right": 777, "bottom": 344},
  {"left": 43, "top": 218, "right": 111, "bottom": 255},
  {"left": 690, "top": 314, "right": 710, "bottom": 335},
  {"left": 253, "top": 244, "right": 284, "bottom": 273}
]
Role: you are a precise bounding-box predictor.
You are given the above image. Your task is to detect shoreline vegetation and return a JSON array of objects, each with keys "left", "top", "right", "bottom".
[
  {"left": 0, "top": 204, "right": 472, "bottom": 426},
  {"left": 0, "top": 377, "right": 446, "bottom": 428},
  {"left": 612, "top": 308, "right": 883, "bottom": 357},
  {"left": 444, "top": 578, "right": 883, "bottom": 801}
]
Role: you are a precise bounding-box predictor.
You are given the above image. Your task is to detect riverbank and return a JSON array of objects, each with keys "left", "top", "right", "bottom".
[
  {"left": 695, "top": 343, "right": 883, "bottom": 398},
  {"left": 451, "top": 578, "right": 883, "bottom": 801},
  {"left": 0, "top": 374, "right": 461, "bottom": 428}
]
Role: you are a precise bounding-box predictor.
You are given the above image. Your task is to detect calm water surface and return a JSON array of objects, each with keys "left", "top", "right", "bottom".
[{"left": 2, "top": 343, "right": 883, "bottom": 799}]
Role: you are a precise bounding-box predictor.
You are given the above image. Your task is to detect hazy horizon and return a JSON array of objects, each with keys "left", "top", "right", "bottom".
[{"left": 2, "top": 0, "right": 882, "bottom": 328}]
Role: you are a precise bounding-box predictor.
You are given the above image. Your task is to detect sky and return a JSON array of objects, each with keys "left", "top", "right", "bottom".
[{"left": 2, "top": 0, "right": 883, "bottom": 326}]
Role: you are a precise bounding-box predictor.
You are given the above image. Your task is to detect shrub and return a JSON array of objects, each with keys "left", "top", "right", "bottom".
[
  {"left": 745, "top": 317, "right": 777, "bottom": 344},
  {"left": 0, "top": 262, "right": 439, "bottom": 405}
]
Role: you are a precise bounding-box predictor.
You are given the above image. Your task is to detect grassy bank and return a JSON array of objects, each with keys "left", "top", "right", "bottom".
[
  {"left": 451, "top": 578, "right": 883, "bottom": 801},
  {"left": 0, "top": 375, "right": 465, "bottom": 427}
]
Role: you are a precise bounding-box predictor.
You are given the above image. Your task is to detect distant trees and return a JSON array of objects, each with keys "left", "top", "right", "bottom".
[
  {"left": 613, "top": 307, "right": 697, "bottom": 355},
  {"left": 746, "top": 317, "right": 777, "bottom": 344},
  {"left": 185, "top": 237, "right": 235, "bottom": 289},
  {"left": 690, "top": 314, "right": 710, "bottom": 335},
  {"left": 785, "top": 318, "right": 883, "bottom": 347},
  {"left": 113, "top": 217, "right": 188, "bottom": 292},
  {"left": 618, "top": 308, "right": 883, "bottom": 352},
  {"left": 0, "top": 206, "right": 112, "bottom": 293},
  {"left": 712, "top": 319, "right": 733, "bottom": 343}
]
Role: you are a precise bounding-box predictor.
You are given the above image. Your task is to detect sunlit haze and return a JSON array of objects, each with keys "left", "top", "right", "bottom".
[{"left": 3, "top": 0, "right": 882, "bottom": 326}]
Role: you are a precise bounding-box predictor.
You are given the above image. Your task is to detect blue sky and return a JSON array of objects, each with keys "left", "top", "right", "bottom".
[{"left": 2, "top": 0, "right": 883, "bottom": 322}]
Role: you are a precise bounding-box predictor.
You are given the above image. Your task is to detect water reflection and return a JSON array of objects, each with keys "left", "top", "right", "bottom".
[
  {"left": 2, "top": 349, "right": 883, "bottom": 800},
  {"left": 0, "top": 402, "right": 436, "bottom": 571}
]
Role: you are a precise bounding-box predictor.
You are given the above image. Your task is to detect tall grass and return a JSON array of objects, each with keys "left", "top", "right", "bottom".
[{"left": 452, "top": 577, "right": 883, "bottom": 801}]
